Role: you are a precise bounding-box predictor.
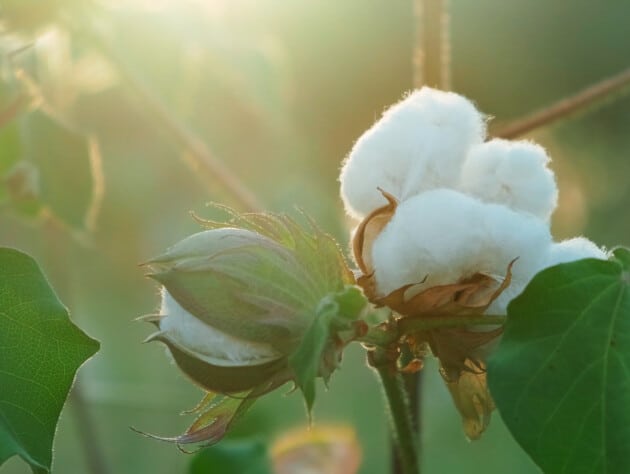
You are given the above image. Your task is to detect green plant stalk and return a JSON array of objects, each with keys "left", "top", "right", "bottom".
[{"left": 370, "top": 348, "right": 420, "bottom": 474}]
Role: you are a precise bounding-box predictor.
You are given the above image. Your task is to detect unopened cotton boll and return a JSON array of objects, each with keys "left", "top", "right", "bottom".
[
  {"left": 459, "top": 139, "right": 558, "bottom": 220},
  {"left": 370, "top": 189, "right": 551, "bottom": 299},
  {"left": 340, "top": 87, "right": 486, "bottom": 219},
  {"left": 545, "top": 237, "right": 607, "bottom": 267},
  {"left": 159, "top": 290, "right": 282, "bottom": 367}
]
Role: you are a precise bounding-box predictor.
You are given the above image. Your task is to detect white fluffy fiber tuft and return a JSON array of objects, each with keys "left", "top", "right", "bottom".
[
  {"left": 489, "top": 238, "right": 607, "bottom": 314},
  {"left": 545, "top": 237, "right": 607, "bottom": 267},
  {"left": 159, "top": 290, "right": 282, "bottom": 367},
  {"left": 371, "top": 189, "right": 552, "bottom": 298},
  {"left": 340, "top": 87, "right": 486, "bottom": 218},
  {"left": 459, "top": 139, "right": 558, "bottom": 220}
]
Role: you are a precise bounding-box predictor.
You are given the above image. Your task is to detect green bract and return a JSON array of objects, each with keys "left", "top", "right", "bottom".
[{"left": 141, "top": 210, "right": 367, "bottom": 446}]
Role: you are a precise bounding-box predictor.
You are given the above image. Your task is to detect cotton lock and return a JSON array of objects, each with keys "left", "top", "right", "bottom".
[{"left": 340, "top": 88, "right": 486, "bottom": 219}]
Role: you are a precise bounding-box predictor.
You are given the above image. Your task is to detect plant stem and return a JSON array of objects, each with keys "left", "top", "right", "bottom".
[
  {"left": 370, "top": 349, "right": 419, "bottom": 474},
  {"left": 413, "top": 0, "right": 451, "bottom": 89},
  {"left": 70, "top": 381, "right": 110, "bottom": 474},
  {"left": 0, "top": 93, "right": 29, "bottom": 127},
  {"left": 493, "top": 66, "right": 630, "bottom": 138},
  {"left": 409, "top": 1, "right": 451, "bottom": 469}
]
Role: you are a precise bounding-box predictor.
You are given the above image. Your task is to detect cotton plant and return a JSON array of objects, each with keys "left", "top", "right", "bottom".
[
  {"left": 340, "top": 87, "right": 607, "bottom": 437},
  {"left": 137, "top": 88, "right": 619, "bottom": 471}
]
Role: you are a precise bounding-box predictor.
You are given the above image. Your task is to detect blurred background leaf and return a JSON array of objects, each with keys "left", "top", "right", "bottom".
[{"left": 189, "top": 439, "right": 272, "bottom": 474}]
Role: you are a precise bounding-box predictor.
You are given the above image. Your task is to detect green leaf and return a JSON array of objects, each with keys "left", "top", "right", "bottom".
[
  {"left": 189, "top": 439, "right": 272, "bottom": 474},
  {"left": 21, "top": 111, "right": 93, "bottom": 229},
  {"left": 0, "top": 248, "right": 99, "bottom": 473},
  {"left": 288, "top": 301, "right": 336, "bottom": 412},
  {"left": 488, "top": 249, "right": 630, "bottom": 474},
  {"left": 0, "top": 121, "right": 22, "bottom": 176},
  {"left": 0, "top": 121, "right": 23, "bottom": 205},
  {"left": 334, "top": 285, "right": 367, "bottom": 322},
  {"left": 3, "top": 161, "right": 42, "bottom": 217}
]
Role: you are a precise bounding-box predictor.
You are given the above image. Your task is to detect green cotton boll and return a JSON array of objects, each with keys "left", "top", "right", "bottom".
[
  {"left": 148, "top": 228, "right": 324, "bottom": 351},
  {"left": 143, "top": 215, "right": 363, "bottom": 397},
  {"left": 139, "top": 212, "right": 367, "bottom": 446}
]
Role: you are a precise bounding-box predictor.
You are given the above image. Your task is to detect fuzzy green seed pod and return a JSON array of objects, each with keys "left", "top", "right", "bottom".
[{"left": 140, "top": 211, "right": 366, "bottom": 445}]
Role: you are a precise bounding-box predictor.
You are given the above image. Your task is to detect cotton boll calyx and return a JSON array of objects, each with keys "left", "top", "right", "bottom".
[
  {"left": 340, "top": 87, "right": 486, "bottom": 219},
  {"left": 459, "top": 139, "right": 558, "bottom": 220},
  {"left": 546, "top": 237, "right": 607, "bottom": 267},
  {"left": 369, "top": 189, "right": 551, "bottom": 299}
]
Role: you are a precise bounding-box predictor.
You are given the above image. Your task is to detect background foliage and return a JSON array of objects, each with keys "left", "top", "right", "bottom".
[{"left": 1, "top": 1, "right": 630, "bottom": 473}]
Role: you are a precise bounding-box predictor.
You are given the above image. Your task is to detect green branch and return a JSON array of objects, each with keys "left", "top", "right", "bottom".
[{"left": 370, "top": 349, "right": 420, "bottom": 474}]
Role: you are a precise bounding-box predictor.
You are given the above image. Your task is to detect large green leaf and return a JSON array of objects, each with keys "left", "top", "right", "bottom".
[
  {"left": 189, "top": 439, "right": 272, "bottom": 474},
  {"left": 0, "top": 248, "right": 99, "bottom": 473},
  {"left": 488, "top": 248, "right": 630, "bottom": 474}
]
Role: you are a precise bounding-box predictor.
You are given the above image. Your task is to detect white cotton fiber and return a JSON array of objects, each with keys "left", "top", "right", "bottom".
[
  {"left": 488, "top": 238, "right": 606, "bottom": 313},
  {"left": 459, "top": 139, "right": 558, "bottom": 220},
  {"left": 545, "top": 237, "right": 607, "bottom": 267},
  {"left": 159, "top": 290, "right": 282, "bottom": 367},
  {"left": 370, "top": 189, "right": 552, "bottom": 300},
  {"left": 340, "top": 87, "right": 486, "bottom": 218}
]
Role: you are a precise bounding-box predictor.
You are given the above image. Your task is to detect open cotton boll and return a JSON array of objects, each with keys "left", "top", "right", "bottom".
[
  {"left": 340, "top": 87, "right": 486, "bottom": 219},
  {"left": 546, "top": 237, "right": 607, "bottom": 267},
  {"left": 371, "top": 189, "right": 551, "bottom": 299},
  {"left": 159, "top": 290, "right": 282, "bottom": 367},
  {"left": 459, "top": 139, "right": 558, "bottom": 220}
]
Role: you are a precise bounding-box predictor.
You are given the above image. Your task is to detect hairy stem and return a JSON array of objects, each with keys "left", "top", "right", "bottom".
[
  {"left": 413, "top": 0, "right": 451, "bottom": 89},
  {"left": 494, "top": 67, "right": 630, "bottom": 138},
  {"left": 370, "top": 349, "right": 420, "bottom": 474}
]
